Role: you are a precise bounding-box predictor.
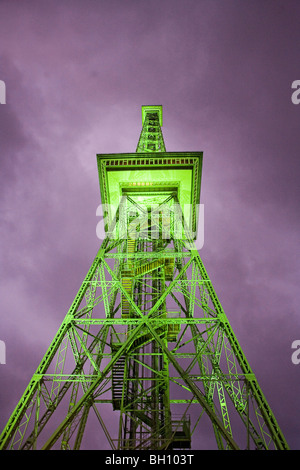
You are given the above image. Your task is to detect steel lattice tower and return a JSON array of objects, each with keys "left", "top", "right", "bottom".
[{"left": 0, "top": 105, "right": 289, "bottom": 450}]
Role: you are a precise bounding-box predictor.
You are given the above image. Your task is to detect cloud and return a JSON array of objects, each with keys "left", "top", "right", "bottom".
[{"left": 0, "top": 0, "right": 300, "bottom": 450}]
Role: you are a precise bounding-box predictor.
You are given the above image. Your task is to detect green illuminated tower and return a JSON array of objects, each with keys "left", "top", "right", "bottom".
[{"left": 0, "top": 106, "right": 289, "bottom": 450}]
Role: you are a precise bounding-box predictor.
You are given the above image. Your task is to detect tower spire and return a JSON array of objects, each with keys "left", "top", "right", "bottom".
[{"left": 136, "top": 105, "right": 166, "bottom": 152}]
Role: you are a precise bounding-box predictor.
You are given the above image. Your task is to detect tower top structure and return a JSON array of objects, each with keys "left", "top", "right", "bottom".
[
  {"left": 97, "top": 105, "right": 203, "bottom": 237},
  {"left": 136, "top": 104, "right": 166, "bottom": 152}
]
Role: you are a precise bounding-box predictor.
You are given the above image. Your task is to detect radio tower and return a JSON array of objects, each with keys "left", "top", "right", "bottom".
[{"left": 0, "top": 106, "right": 289, "bottom": 450}]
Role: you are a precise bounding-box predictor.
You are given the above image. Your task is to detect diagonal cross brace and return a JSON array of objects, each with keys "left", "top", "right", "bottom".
[
  {"left": 145, "top": 321, "right": 240, "bottom": 450},
  {"left": 41, "top": 319, "right": 147, "bottom": 449}
]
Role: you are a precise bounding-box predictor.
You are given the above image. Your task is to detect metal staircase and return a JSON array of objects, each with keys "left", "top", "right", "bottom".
[{"left": 112, "top": 356, "right": 126, "bottom": 410}]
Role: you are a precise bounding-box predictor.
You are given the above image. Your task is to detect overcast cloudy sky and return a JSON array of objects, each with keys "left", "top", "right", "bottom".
[{"left": 0, "top": 0, "right": 300, "bottom": 450}]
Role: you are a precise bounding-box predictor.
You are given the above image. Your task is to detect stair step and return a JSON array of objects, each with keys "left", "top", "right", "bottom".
[{"left": 135, "top": 259, "right": 164, "bottom": 277}]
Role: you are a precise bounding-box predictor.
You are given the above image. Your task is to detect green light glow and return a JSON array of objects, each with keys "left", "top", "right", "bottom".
[
  {"left": 97, "top": 152, "right": 203, "bottom": 235},
  {"left": 107, "top": 168, "right": 192, "bottom": 207}
]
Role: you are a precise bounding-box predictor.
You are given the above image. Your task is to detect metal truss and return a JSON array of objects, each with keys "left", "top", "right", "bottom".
[
  {"left": 136, "top": 106, "right": 166, "bottom": 152},
  {"left": 0, "top": 193, "right": 289, "bottom": 450},
  {"left": 0, "top": 106, "right": 289, "bottom": 450}
]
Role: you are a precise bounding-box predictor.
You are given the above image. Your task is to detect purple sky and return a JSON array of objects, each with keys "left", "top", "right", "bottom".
[{"left": 0, "top": 0, "right": 300, "bottom": 450}]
